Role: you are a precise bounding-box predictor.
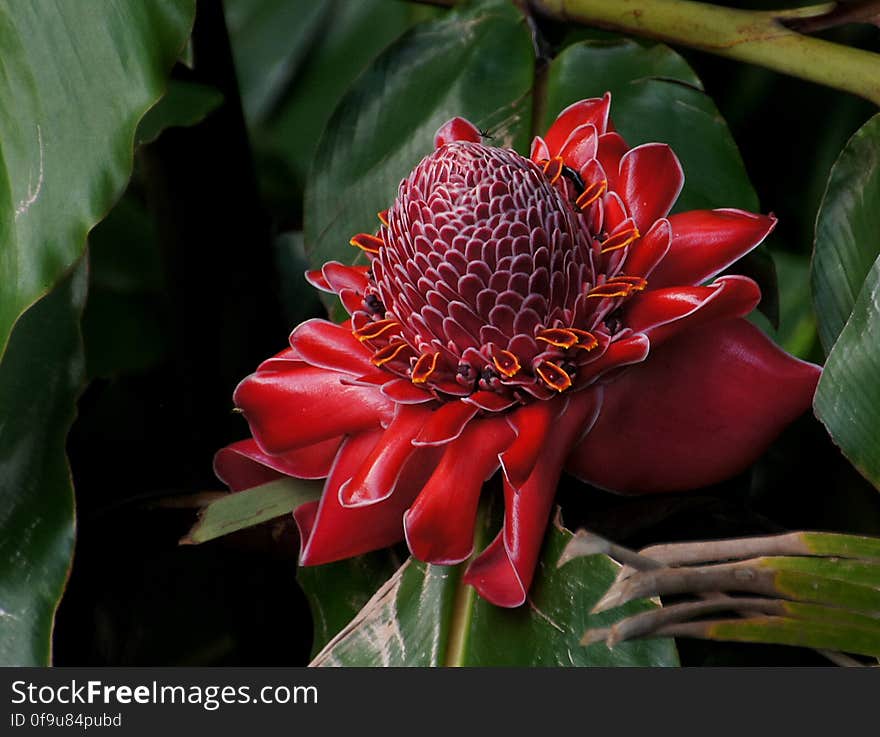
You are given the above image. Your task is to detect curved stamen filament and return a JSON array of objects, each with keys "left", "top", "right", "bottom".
[
  {"left": 576, "top": 179, "right": 607, "bottom": 210},
  {"left": 541, "top": 156, "right": 565, "bottom": 185},
  {"left": 353, "top": 318, "right": 401, "bottom": 342},
  {"left": 350, "top": 233, "right": 384, "bottom": 254},
  {"left": 537, "top": 328, "right": 579, "bottom": 349},
  {"left": 600, "top": 225, "right": 640, "bottom": 254},
  {"left": 371, "top": 340, "right": 410, "bottom": 367},
  {"left": 536, "top": 361, "right": 572, "bottom": 392},
  {"left": 412, "top": 351, "right": 440, "bottom": 384}
]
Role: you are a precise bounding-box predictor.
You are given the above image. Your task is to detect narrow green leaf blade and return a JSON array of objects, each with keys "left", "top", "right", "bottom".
[
  {"left": 814, "top": 254, "right": 880, "bottom": 489},
  {"left": 0, "top": 262, "right": 86, "bottom": 665},
  {"left": 0, "top": 0, "right": 196, "bottom": 360},
  {"left": 812, "top": 113, "right": 880, "bottom": 352},
  {"left": 182, "top": 478, "right": 321, "bottom": 545}
]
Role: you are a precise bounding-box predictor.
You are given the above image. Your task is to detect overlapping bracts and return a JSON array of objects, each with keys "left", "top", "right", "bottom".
[{"left": 216, "top": 94, "right": 820, "bottom": 607}]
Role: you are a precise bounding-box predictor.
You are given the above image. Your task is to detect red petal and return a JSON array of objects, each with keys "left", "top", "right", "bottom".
[
  {"left": 566, "top": 319, "right": 821, "bottom": 494},
  {"left": 624, "top": 218, "right": 672, "bottom": 279},
  {"left": 413, "top": 400, "right": 480, "bottom": 446},
  {"left": 338, "top": 405, "right": 430, "bottom": 507},
  {"left": 322, "top": 261, "right": 370, "bottom": 294},
  {"left": 234, "top": 364, "right": 393, "bottom": 454},
  {"left": 434, "top": 117, "right": 482, "bottom": 148},
  {"left": 576, "top": 333, "right": 650, "bottom": 386},
  {"left": 544, "top": 94, "right": 612, "bottom": 155},
  {"left": 305, "top": 269, "right": 331, "bottom": 292},
  {"left": 500, "top": 398, "right": 564, "bottom": 490},
  {"left": 214, "top": 437, "right": 342, "bottom": 490},
  {"left": 464, "top": 390, "right": 601, "bottom": 607},
  {"left": 624, "top": 275, "right": 761, "bottom": 347},
  {"left": 558, "top": 123, "right": 598, "bottom": 173},
  {"left": 290, "top": 318, "right": 377, "bottom": 376},
  {"left": 618, "top": 143, "right": 684, "bottom": 231},
  {"left": 404, "top": 417, "right": 514, "bottom": 564},
  {"left": 530, "top": 136, "right": 550, "bottom": 163},
  {"left": 295, "top": 432, "right": 410, "bottom": 564},
  {"left": 651, "top": 209, "right": 778, "bottom": 288},
  {"left": 596, "top": 132, "right": 628, "bottom": 193},
  {"left": 380, "top": 378, "right": 434, "bottom": 404}
]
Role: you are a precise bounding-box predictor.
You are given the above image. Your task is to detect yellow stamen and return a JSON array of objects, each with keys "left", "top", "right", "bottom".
[
  {"left": 492, "top": 349, "right": 521, "bottom": 378},
  {"left": 600, "top": 225, "right": 640, "bottom": 254},
  {"left": 371, "top": 340, "right": 409, "bottom": 367},
  {"left": 411, "top": 352, "right": 440, "bottom": 384},
  {"left": 542, "top": 156, "right": 565, "bottom": 185},
  {"left": 536, "top": 328, "right": 579, "bottom": 349},
  {"left": 350, "top": 233, "right": 383, "bottom": 254},
  {"left": 353, "top": 318, "right": 401, "bottom": 342},
  {"left": 576, "top": 179, "right": 607, "bottom": 210},
  {"left": 536, "top": 361, "right": 572, "bottom": 392}
]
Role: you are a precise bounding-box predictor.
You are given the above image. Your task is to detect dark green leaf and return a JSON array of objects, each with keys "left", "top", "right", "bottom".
[
  {"left": 0, "top": 0, "right": 196, "bottom": 360},
  {"left": 0, "top": 262, "right": 86, "bottom": 665},
  {"left": 304, "top": 0, "right": 534, "bottom": 271},
  {"left": 812, "top": 113, "right": 880, "bottom": 352},
  {"left": 136, "top": 80, "right": 224, "bottom": 146},
  {"left": 814, "top": 254, "right": 880, "bottom": 489},
  {"left": 310, "top": 520, "right": 678, "bottom": 667},
  {"left": 182, "top": 478, "right": 322, "bottom": 545},
  {"left": 297, "top": 551, "right": 402, "bottom": 657}
]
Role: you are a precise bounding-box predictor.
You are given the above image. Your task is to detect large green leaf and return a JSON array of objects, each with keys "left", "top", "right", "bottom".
[
  {"left": 812, "top": 113, "right": 880, "bottom": 352},
  {"left": 310, "top": 520, "right": 678, "bottom": 666},
  {"left": 304, "top": 0, "right": 534, "bottom": 270},
  {"left": 0, "top": 0, "right": 196, "bottom": 360},
  {"left": 814, "top": 254, "right": 880, "bottom": 489},
  {"left": 0, "top": 262, "right": 86, "bottom": 665}
]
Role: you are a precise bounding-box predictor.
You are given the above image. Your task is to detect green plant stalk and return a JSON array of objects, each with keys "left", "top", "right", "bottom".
[{"left": 530, "top": 0, "right": 880, "bottom": 105}]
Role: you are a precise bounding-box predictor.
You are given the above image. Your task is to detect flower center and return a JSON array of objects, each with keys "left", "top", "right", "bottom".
[{"left": 349, "top": 141, "right": 645, "bottom": 409}]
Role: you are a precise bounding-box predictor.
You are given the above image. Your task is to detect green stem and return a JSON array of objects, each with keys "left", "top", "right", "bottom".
[{"left": 529, "top": 0, "right": 880, "bottom": 105}]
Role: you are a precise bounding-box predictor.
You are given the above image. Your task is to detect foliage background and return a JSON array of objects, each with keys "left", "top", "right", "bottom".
[{"left": 2, "top": 0, "right": 875, "bottom": 665}]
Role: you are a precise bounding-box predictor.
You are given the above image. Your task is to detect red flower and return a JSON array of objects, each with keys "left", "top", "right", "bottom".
[{"left": 216, "top": 94, "right": 820, "bottom": 607}]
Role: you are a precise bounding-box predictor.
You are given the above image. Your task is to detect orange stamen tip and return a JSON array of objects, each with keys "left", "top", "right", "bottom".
[
  {"left": 492, "top": 349, "right": 521, "bottom": 378},
  {"left": 411, "top": 351, "right": 440, "bottom": 384},
  {"left": 353, "top": 318, "right": 401, "bottom": 342},
  {"left": 371, "top": 340, "right": 409, "bottom": 367},
  {"left": 576, "top": 179, "right": 607, "bottom": 210},
  {"left": 568, "top": 328, "right": 599, "bottom": 351},
  {"left": 350, "top": 233, "right": 383, "bottom": 254},
  {"left": 542, "top": 156, "right": 565, "bottom": 185},
  {"left": 536, "top": 361, "right": 572, "bottom": 392},
  {"left": 377, "top": 209, "right": 390, "bottom": 226},
  {"left": 536, "top": 328, "right": 579, "bottom": 349},
  {"left": 585, "top": 275, "right": 647, "bottom": 299},
  {"left": 600, "top": 226, "right": 641, "bottom": 254}
]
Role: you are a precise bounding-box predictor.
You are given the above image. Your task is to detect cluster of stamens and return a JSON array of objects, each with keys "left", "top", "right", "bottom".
[{"left": 346, "top": 144, "right": 647, "bottom": 410}]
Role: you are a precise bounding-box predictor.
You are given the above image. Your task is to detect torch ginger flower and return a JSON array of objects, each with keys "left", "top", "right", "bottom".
[{"left": 215, "top": 94, "right": 820, "bottom": 607}]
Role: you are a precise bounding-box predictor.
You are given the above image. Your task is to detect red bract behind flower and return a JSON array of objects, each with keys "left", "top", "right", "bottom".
[{"left": 216, "top": 94, "right": 821, "bottom": 608}]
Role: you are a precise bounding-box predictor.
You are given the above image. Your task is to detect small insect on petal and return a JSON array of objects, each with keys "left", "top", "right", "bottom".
[
  {"left": 492, "top": 348, "right": 521, "bottom": 378},
  {"left": 536, "top": 328, "right": 579, "bottom": 349},
  {"left": 350, "top": 233, "right": 384, "bottom": 254},
  {"left": 411, "top": 352, "right": 440, "bottom": 384},
  {"left": 536, "top": 360, "right": 572, "bottom": 392}
]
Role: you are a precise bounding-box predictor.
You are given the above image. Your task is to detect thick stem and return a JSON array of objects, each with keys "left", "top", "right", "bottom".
[{"left": 529, "top": 0, "right": 880, "bottom": 105}]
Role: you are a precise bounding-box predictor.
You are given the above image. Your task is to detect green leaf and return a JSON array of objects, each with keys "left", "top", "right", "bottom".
[
  {"left": 136, "top": 80, "right": 224, "bottom": 146},
  {"left": 0, "top": 0, "right": 196, "bottom": 360},
  {"left": 0, "top": 262, "right": 86, "bottom": 665},
  {"left": 297, "top": 551, "right": 402, "bottom": 657},
  {"left": 543, "top": 39, "right": 760, "bottom": 213},
  {"left": 675, "top": 617, "right": 880, "bottom": 659},
  {"left": 812, "top": 113, "right": 880, "bottom": 352},
  {"left": 304, "top": 0, "right": 534, "bottom": 271},
  {"left": 310, "top": 520, "right": 678, "bottom": 667},
  {"left": 182, "top": 478, "right": 322, "bottom": 545},
  {"left": 814, "top": 254, "right": 880, "bottom": 489}
]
